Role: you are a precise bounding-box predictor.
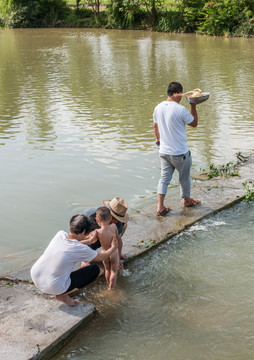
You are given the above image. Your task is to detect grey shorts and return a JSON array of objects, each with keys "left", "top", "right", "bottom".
[{"left": 157, "top": 151, "right": 192, "bottom": 199}]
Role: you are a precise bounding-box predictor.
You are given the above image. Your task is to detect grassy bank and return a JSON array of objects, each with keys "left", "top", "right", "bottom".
[{"left": 0, "top": 0, "right": 253, "bottom": 36}]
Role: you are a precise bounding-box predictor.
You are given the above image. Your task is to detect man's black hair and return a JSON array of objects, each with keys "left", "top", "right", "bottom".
[
  {"left": 69, "top": 214, "right": 91, "bottom": 235},
  {"left": 167, "top": 82, "right": 183, "bottom": 97}
]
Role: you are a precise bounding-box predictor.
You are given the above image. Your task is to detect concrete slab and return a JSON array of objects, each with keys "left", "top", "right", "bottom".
[
  {"left": 0, "top": 282, "right": 96, "bottom": 360},
  {"left": 122, "top": 154, "right": 254, "bottom": 259},
  {"left": 1, "top": 153, "right": 253, "bottom": 360}
]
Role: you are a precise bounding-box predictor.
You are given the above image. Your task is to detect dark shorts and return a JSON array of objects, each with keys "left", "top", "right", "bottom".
[{"left": 63, "top": 264, "right": 100, "bottom": 294}]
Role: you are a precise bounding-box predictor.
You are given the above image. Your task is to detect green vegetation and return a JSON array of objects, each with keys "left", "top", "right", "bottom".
[
  {"left": 206, "top": 162, "right": 240, "bottom": 180},
  {"left": 0, "top": 0, "right": 71, "bottom": 27},
  {"left": 0, "top": 0, "right": 253, "bottom": 36},
  {"left": 242, "top": 181, "right": 254, "bottom": 202}
]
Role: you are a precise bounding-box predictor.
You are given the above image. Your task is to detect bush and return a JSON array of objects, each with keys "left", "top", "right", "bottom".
[
  {"left": 179, "top": 0, "right": 206, "bottom": 32},
  {"left": 105, "top": 0, "right": 147, "bottom": 29},
  {"left": 7, "top": 0, "right": 71, "bottom": 27},
  {"left": 156, "top": 9, "right": 184, "bottom": 32},
  {"left": 198, "top": 0, "right": 254, "bottom": 36},
  {"left": 0, "top": 0, "right": 11, "bottom": 27},
  {"left": 105, "top": 0, "right": 126, "bottom": 28}
]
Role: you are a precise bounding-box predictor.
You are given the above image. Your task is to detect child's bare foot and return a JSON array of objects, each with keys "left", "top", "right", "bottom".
[
  {"left": 183, "top": 198, "right": 201, "bottom": 207},
  {"left": 55, "top": 294, "right": 79, "bottom": 306}
]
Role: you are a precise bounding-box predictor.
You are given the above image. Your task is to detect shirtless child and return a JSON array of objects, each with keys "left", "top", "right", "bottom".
[{"left": 95, "top": 206, "right": 121, "bottom": 290}]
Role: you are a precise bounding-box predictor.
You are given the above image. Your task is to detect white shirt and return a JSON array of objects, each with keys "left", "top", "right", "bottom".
[
  {"left": 30, "top": 230, "right": 97, "bottom": 295},
  {"left": 153, "top": 101, "right": 194, "bottom": 155}
]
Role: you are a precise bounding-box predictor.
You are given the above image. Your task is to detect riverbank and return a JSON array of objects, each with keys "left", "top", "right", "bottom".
[
  {"left": 1, "top": 0, "right": 253, "bottom": 37},
  {"left": 0, "top": 152, "right": 254, "bottom": 360}
]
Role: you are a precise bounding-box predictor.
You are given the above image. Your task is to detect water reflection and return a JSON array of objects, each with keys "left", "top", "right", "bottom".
[
  {"left": 0, "top": 28, "right": 253, "bottom": 272},
  {"left": 1, "top": 29, "right": 253, "bottom": 156}
]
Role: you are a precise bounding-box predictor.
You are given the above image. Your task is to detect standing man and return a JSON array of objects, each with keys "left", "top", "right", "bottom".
[{"left": 153, "top": 81, "right": 200, "bottom": 216}]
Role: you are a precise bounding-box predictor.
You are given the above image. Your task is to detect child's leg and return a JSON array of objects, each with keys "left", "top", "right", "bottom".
[
  {"left": 108, "top": 257, "right": 119, "bottom": 290},
  {"left": 103, "top": 260, "right": 111, "bottom": 284}
]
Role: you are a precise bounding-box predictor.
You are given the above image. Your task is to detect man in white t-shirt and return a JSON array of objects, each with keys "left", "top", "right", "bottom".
[
  {"left": 31, "top": 214, "right": 118, "bottom": 306},
  {"left": 153, "top": 81, "right": 200, "bottom": 216}
]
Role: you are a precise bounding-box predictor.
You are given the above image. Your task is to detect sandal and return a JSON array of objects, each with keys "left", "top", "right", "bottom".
[
  {"left": 183, "top": 199, "right": 201, "bottom": 207},
  {"left": 156, "top": 207, "right": 171, "bottom": 216}
]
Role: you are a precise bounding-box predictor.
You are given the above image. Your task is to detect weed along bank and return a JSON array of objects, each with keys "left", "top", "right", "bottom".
[{"left": 0, "top": 153, "right": 254, "bottom": 360}]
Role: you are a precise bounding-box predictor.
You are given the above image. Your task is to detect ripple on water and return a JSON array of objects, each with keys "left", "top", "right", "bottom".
[{"left": 53, "top": 203, "right": 254, "bottom": 360}]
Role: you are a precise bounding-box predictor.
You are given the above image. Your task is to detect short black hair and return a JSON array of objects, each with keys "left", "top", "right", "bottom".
[
  {"left": 96, "top": 206, "right": 111, "bottom": 222},
  {"left": 69, "top": 214, "right": 91, "bottom": 235},
  {"left": 167, "top": 82, "right": 183, "bottom": 97}
]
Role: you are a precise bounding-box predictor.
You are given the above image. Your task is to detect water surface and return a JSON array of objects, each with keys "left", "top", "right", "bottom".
[
  {"left": 52, "top": 203, "right": 254, "bottom": 360},
  {"left": 0, "top": 28, "right": 253, "bottom": 272}
]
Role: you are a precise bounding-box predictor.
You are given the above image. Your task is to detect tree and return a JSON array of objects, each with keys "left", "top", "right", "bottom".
[
  {"left": 142, "top": 0, "right": 164, "bottom": 25},
  {"left": 179, "top": 0, "right": 206, "bottom": 32},
  {"left": 4, "top": 0, "right": 70, "bottom": 27}
]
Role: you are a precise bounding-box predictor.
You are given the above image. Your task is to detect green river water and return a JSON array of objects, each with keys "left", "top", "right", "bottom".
[
  {"left": 52, "top": 203, "right": 254, "bottom": 360},
  {"left": 0, "top": 29, "right": 253, "bottom": 273},
  {"left": 0, "top": 28, "right": 254, "bottom": 359}
]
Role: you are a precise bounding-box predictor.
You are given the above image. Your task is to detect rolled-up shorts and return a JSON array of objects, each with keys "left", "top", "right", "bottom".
[{"left": 157, "top": 150, "right": 192, "bottom": 198}]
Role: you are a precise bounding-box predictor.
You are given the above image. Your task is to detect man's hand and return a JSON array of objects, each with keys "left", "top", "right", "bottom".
[{"left": 89, "top": 230, "right": 98, "bottom": 244}]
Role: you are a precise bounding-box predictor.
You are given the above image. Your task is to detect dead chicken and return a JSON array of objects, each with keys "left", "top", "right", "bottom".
[
  {"left": 173, "top": 88, "right": 204, "bottom": 98},
  {"left": 184, "top": 88, "right": 203, "bottom": 97}
]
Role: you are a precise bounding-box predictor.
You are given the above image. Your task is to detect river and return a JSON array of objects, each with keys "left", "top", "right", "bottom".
[
  {"left": 0, "top": 28, "right": 253, "bottom": 274},
  {"left": 52, "top": 202, "right": 254, "bottom": 360}
]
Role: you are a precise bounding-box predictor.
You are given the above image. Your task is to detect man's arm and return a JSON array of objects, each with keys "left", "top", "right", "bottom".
[
  {"left": 80, "top": 230, "right": 98, "bottom": 245},
  {"left": 188, "top": 104, "right": 198, "bottom": 127},
  {"left": 117, "top": 235, "right": 123, "bottom": 259},
  {"left": 154, "top": 123, "right": 160, "bottom": 143},
  {"left": 122, "top": 222, "right": 127, "bottom": 236},
  {"left": 92, "top": 237, "right": 118, "bottom": 262}
]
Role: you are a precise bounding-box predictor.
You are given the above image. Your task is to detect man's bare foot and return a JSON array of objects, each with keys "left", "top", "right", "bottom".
[
  {"left": 183, "top": 198, "right": 201, "bottom": 207},
  {"left": 156, "top": 206, "right": 171, "bottom": 216},
  {"left": 55, "top": 294, "right": 79, "bottom": 306}
]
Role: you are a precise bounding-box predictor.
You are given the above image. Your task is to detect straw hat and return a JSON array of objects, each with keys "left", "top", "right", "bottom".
[{"left": 103, "top": 197, "right": 129, "bottom": 223}]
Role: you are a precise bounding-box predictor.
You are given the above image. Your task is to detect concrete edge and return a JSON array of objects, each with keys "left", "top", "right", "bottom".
[
  {"left": 29, "top": 308, "right": 98, "bottom": 360},
  {"left": 1, "top": 152, "right": 253, "bottom": 360},
  {"left": 122, "top": 194, "right": 246, "bottom": 265}
]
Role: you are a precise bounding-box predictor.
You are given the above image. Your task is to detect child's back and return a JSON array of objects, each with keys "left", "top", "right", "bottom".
[
  {"left": 97, "top": 223, "right": 118, "bottom": 251},
  {"left": 95, "top": 207, "right": 120, "bottom": 290}
]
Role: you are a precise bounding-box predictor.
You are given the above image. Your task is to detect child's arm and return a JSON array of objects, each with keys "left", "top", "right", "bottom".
[{"left": 80, "top": 230, "right": 98, "bottom": 246}]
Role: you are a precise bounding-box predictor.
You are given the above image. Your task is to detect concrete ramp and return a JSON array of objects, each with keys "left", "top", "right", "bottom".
[
  {"left": 1, "top": 153, "right": 253, "bottom": 360},
  {"left": 0, "top": 282, "right": 95, "bottom": 360}
]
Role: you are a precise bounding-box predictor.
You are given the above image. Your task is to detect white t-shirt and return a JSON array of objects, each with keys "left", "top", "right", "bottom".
[
  {"left": 30, "top": 230, "right": 97, "bottom": 295},
  {"left": 153, "top": 101, "right": 194, "bottom": 155}
]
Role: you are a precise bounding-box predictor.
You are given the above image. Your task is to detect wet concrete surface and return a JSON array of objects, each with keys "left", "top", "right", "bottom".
[{"left": 1, "top": 153, "right": 253, "bottom": 360}]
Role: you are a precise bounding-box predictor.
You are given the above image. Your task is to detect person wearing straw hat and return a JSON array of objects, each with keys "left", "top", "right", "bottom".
[{"left": 82, "top": 197, "right": 129, "bottom": 260}]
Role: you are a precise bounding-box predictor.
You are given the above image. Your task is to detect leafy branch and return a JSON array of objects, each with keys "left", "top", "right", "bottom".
[
  {"left": 242, "top": 181, "right": 254, "bottom": 202},
  {"left": 206, "top": 161, "right": 240, "bottom": 180}
]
